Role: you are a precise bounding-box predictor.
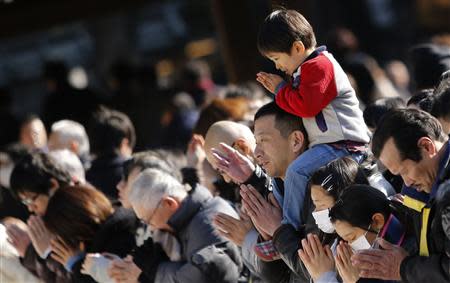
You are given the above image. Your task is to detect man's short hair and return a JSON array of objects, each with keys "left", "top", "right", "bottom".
[
  {"left": 51, "top": 120, "right": 90, "bottom": 157},
  {"left": 254, "top": 101, "right": 307, "bottom": 139},
  {"left": 129, "top": 168, "right": 188, "bottom": 211},
  {"left": 88, "top": 106, "right": 136, "bottom": 156},
  {"left": 372, "top": 109, "right": 447, "bottom": 162},
  {"left": 48, "top": 149, "right": 85, "bottom": 183},
  {"left": 257, "top": 9, "right": 316, "bottom": 55},
  {"left": 10, "top": 151, "right": 72, "bottom": 196},
  {"left": 123, "top": 150, "right": 182, "bottom": 182}
]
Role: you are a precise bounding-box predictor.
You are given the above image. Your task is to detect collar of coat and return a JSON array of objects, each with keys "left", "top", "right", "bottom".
[{"left": 167, "top": 185, "right": 212, "bottom": 232}]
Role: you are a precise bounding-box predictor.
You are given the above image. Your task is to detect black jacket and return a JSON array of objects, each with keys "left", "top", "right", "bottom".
[
  {"left": 86, "top": 153, "right": 127, "bottom": 201},
  {"left": 71, "top": 207, "right": 139, "bottom": 282},
  {"left": 21, "top": 245, "right": 72, "bottom": 283},
  {"left": 400, "top": 142, "right": 450, "bottom": 282}
]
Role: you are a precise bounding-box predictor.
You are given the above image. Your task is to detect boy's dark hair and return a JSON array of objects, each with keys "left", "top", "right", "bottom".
[
  {"left": 89, "top": 106, "right": 136, "bottom": 156},
  {"left": 10, "top": 151, "right": 72, "bottom": 196},
  {"left": 372, "top": 109, "right": 447, "bottom": 162},
  {"left": 310, "top": 157, "right": 369, "bottom": 201},
  {"left": 123, "top": 150, "right": 182, "bottom": 183},
  {"left": 257, "top": 9, "right": 316, "bottom": 55},
  {"left": 363, "top": 97, "right": 405, "bottom": 129},
  {"left": 254, "top": 101, "right": 307, "bottom": 140},
  {"left": 329, "top": 185, "right": 391, "bottom": 231}
]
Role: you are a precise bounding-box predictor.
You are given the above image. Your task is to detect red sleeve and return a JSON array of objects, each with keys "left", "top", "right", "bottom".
[{"left": 275, "top": 54, "right": 338, "bottom": 118}]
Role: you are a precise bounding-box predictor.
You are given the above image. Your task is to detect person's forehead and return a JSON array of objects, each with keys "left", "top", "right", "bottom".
[
  {"left": 265, "top": 51, "right": 287, "bottom": 59},
  {"left": 379, "top": 138, "right": 402, "bottom": 167},
  {"left": 254, "top": 115, "right": 277, "bottom": 135},
  {"left": 335, "top": 220, "right": 355, "bottom": 234},
  {"left": 310, "top": 185, "right": 327, "bottom": 198},
  {"left": 18, "top": 191, "right": 38, "bottom": 198}
]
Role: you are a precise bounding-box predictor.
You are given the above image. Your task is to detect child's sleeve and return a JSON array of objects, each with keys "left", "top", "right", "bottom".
[{"left": 275, "top": 57, "right": 338, "bottom": 118}]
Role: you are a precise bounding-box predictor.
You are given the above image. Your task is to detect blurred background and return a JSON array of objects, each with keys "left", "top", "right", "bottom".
[{"left": 0, "top": 0, "right": 449, "bottom": 150}]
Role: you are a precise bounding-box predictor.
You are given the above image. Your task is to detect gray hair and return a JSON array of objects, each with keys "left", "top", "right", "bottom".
[
  {"left": 48, "top": 149, "right": 85, "bottom": 183},
  {"left": 51, "top": 120, "right": 90, "bottom": 157},
  {"left": 129, "top": 168, "right": 188, "bottom": 211}
]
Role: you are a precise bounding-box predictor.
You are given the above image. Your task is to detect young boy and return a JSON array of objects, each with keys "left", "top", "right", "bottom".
[{"left": 256, "top": 10, "right": 370, "bottom": 229}]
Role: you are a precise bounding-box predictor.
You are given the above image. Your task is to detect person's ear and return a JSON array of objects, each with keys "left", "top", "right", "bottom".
[
  {"left": 289, "top": 130, "right": 306, "bottom": 154},
  {"left": 119, "top": 138, "right": 132, "bottom": 157},
  {"left": 371, "top": 213, "right": 385, "bottom": 232},
  {"left": 292, "top": 41, "right": 305, "bottom": 55},
  {"left": 48, "top": 178, "right": 60, "bottom": 195},
  {"left": 162, "top": 196, "right": 180, "bottom": 211},
  {"left": 68, "top": 140, "right": 79, "bottom": 155},
  {"left": 417, "top": 137, "right": 437, "bottom": 158},
  {"left": 234, "top": 138, "right": 252, "bottom": 157}
]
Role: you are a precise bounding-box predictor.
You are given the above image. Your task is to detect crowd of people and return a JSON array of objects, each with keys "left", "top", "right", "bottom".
[{"left": 0, "top": 8, "right": 450, "bottom": 283}]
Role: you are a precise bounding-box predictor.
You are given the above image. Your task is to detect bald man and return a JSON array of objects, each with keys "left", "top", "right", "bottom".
[{"left": 204, "top": 121, "right": 256, "bottom": 183}]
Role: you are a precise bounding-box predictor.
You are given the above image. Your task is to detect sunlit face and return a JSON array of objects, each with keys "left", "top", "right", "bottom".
[
  {"left": 205, "top": 149, "right": 233, "bottom": 183},
  {"left": 47, "top": 132, "right": 64, "bottom": 151},
  {"left": 265, "top": 45, "right": 304, "bottom": 76},
  {"left": 117, "top": 167, "right": 142, "bottom": 209},
  {"left": 18, "top": 191, "right": 50, "bottom": 216},
  {"left": 438, "top": 118, "right": 450, "bottom": 135},
  {"left": 310, "top": 185, "right": 335, "bottom": 211},
  {"left": 334, "top": 220, "right": 377, "bottom": 246},
  {"left": 132, "top": 198, "right": 176, "bottom": 231},
  {"left": 379, "top": 138, "right": 436, "bottom": 192},
  {"left": 20, "top": 119, "right": 48, "bottom": 149},
  {"left": 254, "top": 115, "right": 291, "bottom": 178}
]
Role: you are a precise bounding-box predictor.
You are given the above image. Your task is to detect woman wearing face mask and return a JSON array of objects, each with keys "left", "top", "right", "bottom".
[
  {"left": 297, "top": 157, "right": 369, "bottom": 282},
  {"left": 329, "top": 185, "right": 405, "bottom": 283}
]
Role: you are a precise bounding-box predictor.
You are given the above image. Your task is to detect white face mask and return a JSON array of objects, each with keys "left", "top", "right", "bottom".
[
  {"left": 0, "top": 162, "right": 13, "bottom": 188},
  {"left": 350, "top": 223, "right": 380, "bottom": 252},
  {"left": 312, "top": 209, "right": 335, "bottom": 234},
  {"left": 350, "top": 232, "right": 371, "bottom": 251}
]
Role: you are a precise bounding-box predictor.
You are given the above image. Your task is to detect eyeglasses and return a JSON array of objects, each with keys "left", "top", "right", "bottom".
[
  {"left": 146, "top": 199, "right": 162, "bottom": 226},
  {"left": 20, "top": 194, "right": 40, "bottom": 206}
]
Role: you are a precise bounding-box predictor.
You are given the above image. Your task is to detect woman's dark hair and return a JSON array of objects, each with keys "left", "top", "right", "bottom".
[
  {"left": 310, "top": 157, "right": 369, "bottom": 200},
  {"left": 9, "top": 151, "right": 72, "bottom": 196},
  {"left": 257, "top": 9, "right": 316, "bottom": 55},
  {"left": 43, "top": 185, "right": 113, "bottom": 249},
  {"left": 329, "top": 185, "right": 391, "bottom": 231}
]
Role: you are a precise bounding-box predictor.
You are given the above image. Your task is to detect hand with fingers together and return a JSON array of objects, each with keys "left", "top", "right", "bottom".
[
  {"left": 5, "top": 222, "right": 31, "bottom": 257},
  {"left": 27, "top": 215, "right": 53, "bottom": 258},
  {"left": 211, "top": 143, "right": 255, "bottom": 184},
  {"left": 51, "top": 237, "right": 84, "bottom": 267},
  {"left": 335, "top": 241, "right": 359, "bottom": 283},
  {"left": 108, "top": 255, "right": 141, "bottom": 283},
  {"left": 256, "top": 72, "right": 284, "bottom": 93},
  {"left": 213, "top": 211, "right": 253, "bottom": 246},
  {"left": 351, "top": 238, "right": 408, "bottom": 281},
  {"left": 298, "top": 233, "right": 334, "bottom": 281},
  {"left": 187, "top": 134, "right": 206, "bottom": 170},
  {"left": 240, "top": 184, "right": 282, "bottom": 237}
]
